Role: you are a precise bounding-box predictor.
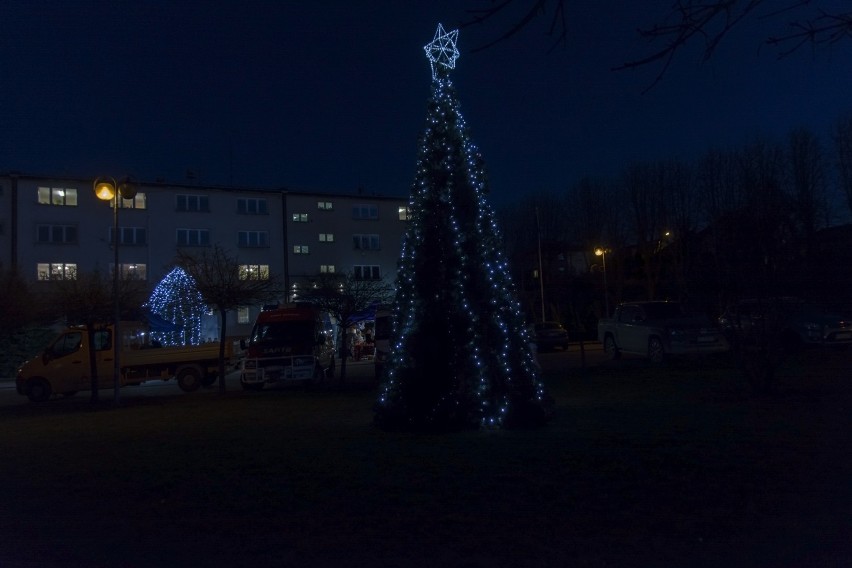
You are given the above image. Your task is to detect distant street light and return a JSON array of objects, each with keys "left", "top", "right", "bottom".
[
  {"left": 94, "top": 176, "right": 137, "bottom": 404},
  {"left": 595, "top": 247, "right": 609, "bottom": 317}
]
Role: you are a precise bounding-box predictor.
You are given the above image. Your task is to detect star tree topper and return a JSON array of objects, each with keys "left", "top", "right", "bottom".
[{"left": 424, "top": 23, "right": 460, "bottom": 80}]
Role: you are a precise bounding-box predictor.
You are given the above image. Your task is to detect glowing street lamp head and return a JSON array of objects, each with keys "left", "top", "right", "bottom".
[
  {"left": 94, "top": 177, "right": 137, "bottom": 201},
  {"left": 595, "top": 248, "right": 605, "bottom": 257},
  {"left": 94, "top": 180, "right": 116, "bottom": 201}
]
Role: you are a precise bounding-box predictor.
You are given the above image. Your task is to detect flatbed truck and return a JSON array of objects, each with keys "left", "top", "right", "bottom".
[{"left": 16, "top": 322, "right": 234, "bottom": 402}]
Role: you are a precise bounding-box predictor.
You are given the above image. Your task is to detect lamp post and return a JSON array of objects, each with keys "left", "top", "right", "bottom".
[
  {"left": 595, "top": 247, "right": 609, "bottom": 318},
  {"left": 94, "top": 177, "right": 137, "bottom": 404}
]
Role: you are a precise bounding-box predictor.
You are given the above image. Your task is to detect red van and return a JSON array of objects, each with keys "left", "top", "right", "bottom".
[{"left": 239, "top": 304, "right": 335, "bottom": 390}]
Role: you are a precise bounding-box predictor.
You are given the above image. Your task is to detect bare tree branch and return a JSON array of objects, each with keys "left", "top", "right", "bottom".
[
  {"left": 176, "top": 244, "right": 282, "bottom": 392},
  {"left": 463, "top": 1, "right": 849, "bottom": 90},
  {"left": 461, "top": 0, "right": 567, "bottom": 53},
  {"left": 767, "top": 10, "right": 852, "bottom": 57},
  {"left": 300, "top": 272, "right": 393, "bottom": 384},
  {"left": 612, "top": 1, "right": 764, "bottom": 92}
]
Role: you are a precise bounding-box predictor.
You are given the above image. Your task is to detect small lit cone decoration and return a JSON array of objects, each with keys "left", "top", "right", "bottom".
[{"left": 147, "top": 267, "right": 206, "bottom": 346}]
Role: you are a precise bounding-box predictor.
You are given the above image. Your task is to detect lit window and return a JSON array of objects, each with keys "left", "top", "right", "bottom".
[
  {"left": 398, "top": 206, "right": 410, "bottom": 221},
  {"left": 116, "top": 193, "right": 147, "bottom": 209},
  {"left": 320, "top": 265, "right": 335, "bottom": 274},
  {"left": 317, "top": 201, "right": 333, "bottom": 210},
  {"left": 111, "top": 263, "right": 147, "bottom": 280},
  {"left": 37, "top": 187, "right": 77, "bottom": 206},
  {"left": 239, "top": 264, "right": 270, "bottom": 280},
  {"left": 238, "top": 306, "right": 250, "bottom": 324},
  {"left": 293, "top": 245, "right": 309, "bottom": 254},
  {"left": 36, "top": 263, "right": 77, "bottom": 281},
  {"left": 319, "top": 233, "right": 334, "bottom": 243},
  {"left": 292, "top": 213, "right": 309, "bottom": 222}
]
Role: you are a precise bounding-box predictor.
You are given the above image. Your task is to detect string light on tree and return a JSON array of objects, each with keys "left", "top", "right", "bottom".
[
  {"left": 147, "top": 267, "right": 206, "bottom": 346},
  {"left": 375, "top": 24, "right": 551, "bottom": 431},
  {"left": 424, "top": 23, "right": 459, "bottom": 80}
]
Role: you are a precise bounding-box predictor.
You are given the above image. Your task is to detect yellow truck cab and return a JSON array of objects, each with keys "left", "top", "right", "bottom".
[{"left": 16, "top": 322, "right": 231, "bottom": 402}]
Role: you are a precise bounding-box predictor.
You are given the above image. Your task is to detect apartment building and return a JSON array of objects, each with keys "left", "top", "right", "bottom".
[{"left": 0, "top": 173, "right": 409, "bottom": 337}]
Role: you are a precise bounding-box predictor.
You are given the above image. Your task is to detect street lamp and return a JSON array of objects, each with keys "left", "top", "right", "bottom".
[
  {"left": 94, "top": 176, "right": 137, "bottom": 404},
  {"left": 595, "top": 247, "right": 609, "bottom": 318}
]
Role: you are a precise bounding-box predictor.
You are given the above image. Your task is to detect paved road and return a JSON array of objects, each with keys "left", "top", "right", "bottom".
[{"left": 0, "top": 342, "right": 607, "bottom": 406}]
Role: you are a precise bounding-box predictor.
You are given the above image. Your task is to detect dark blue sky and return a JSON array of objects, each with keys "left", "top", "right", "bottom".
[{"left": 2, "top": 1, "right": 850, "bottom": 206}]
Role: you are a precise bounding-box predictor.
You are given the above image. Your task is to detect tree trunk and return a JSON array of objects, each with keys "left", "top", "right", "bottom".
[
  {"left": 218, "top": 308, "right": 228, "bottom": 393},
  {"left": 337, "top": 326, "right": 348, "bottom": 386},
  {"left": 87, "top": 324, "right": 99, "bottom": 403}
]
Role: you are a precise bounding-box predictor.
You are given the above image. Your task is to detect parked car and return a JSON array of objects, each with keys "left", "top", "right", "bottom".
[
  {"left": 597, "top": 301, "right": 729, "bottom": 363},
  {"left": 718, "top": 298, "right": 852, "bottom": 350},
  {"left": 530, "top": 321, "right": 570, "bottom": 351}
]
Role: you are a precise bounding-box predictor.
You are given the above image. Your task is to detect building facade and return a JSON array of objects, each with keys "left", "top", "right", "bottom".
[{"left": 0, "top": 173, "right": 409, "bottom": 337}]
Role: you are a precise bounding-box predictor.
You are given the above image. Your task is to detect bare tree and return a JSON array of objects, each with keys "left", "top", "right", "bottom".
[
  {"left": 659, "top": 159, "right": 698, "bottom": 300},
  {"left": 0, "top": 268, "right": 35, "bottom": 336},
  {"left": 615, "top": 2, "right": 850, "bottom": 89},
  {"left": 176, "top": 245, "right": 281, "bottom": 393},
  {"left": 833, "top": 113, "right": 852, "bottom": 216},
  {"left": 47, "top": 267, "right": 146, "bottom": 403},
  {"left": 696, "top": 147, "right": 744, "bottom": 299},
  {"left": 300, "top": 272, "right": 393, "bottom": 385},
  {"left": 787, "top": 127, "right": 829, "bottom": 254},
  {"left": 621, "top": 162, "right": 671, "bottom": 300},
  {"left": 0, "top": 268, "right": 48, "bottom": 379},
  {"left": 736, "top": 138, "right": 794, "bottom": 294},
  {"left": 564, "top": 177, "right": 615, "bottom": 249},
  {"left": 461, "top": 0, "right": 567, "bottom": 53},
  {"left": 462, "top": 1, "right": 850, "bottom": 88}
]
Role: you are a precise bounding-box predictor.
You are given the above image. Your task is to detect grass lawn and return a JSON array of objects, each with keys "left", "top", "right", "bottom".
[{"left": 1, "top": 349, "right": 850, "bottom": 567}]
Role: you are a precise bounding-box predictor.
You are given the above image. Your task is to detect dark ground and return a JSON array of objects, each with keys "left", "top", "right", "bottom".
[{"left": 0, "top": 348, "right": 850, "bottom": 567}]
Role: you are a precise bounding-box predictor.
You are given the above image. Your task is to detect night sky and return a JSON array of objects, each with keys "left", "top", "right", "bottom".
[{"left": 2, "top": 1, "right": 851, "bottom": 207}]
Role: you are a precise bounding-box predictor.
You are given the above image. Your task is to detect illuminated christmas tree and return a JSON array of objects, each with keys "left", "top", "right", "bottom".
[
  {"left": 375, "top": 24, "right": 550, "bottom": 431},
  {"left": 147, "top": 267, "right": 206, "bottom": 346}
]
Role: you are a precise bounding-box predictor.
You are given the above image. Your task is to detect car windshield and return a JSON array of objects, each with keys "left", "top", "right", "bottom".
[{"left": 251, "top": 321, "right": 314, "bottom": 344}]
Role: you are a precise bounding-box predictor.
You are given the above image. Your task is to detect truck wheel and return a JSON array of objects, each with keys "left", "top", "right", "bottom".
[
  {"left": 648, "top": 336, "right": 665, "bottom": 364},
  {"left": 176, "top": 367, "right": 202, "bottom": 392},
  {"left": 604, "top": 335, "right": 620, "bottom": 360},
  {"left": 27, "top": 378, "right": 52, "bottom": 402}
]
